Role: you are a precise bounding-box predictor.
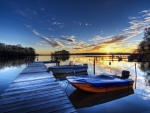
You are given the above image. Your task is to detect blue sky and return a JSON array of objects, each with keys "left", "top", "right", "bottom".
[{"left": 1, "top": 0, "right": 150, "bottom": 54}]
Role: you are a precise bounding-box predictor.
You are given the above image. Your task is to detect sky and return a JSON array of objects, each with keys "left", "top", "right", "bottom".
[{"left": 1, "top": 0, "right": 150, "bottom": 54}]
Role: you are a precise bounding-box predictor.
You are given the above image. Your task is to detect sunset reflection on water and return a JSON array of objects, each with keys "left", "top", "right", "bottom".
[
  {"left": 0, "top": 55, "right": 150, "bottom": 113},
  {"left": 45, "top": 55, "right": 150, "bottom": 113}
]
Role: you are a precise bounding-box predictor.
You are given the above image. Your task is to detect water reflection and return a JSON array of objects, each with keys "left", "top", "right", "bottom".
[
  {"left": 138, "top": 62, "right": 150, "bottom": 86},
  {"left": 1, "top": 55, "right": 150, "bottom": 113},
  {"left": 145, "top": 75, "right": 150, "bottom": 86},
  {"left": 53, "top": 71, "right": 88, "bottom": 80},
  {"left": 50, "top": 55, "right": 150, "bottom": 112},
  {"left": 50, "top": 55, "right": 70, "bottom": 61},
  {"left": 0, "top": 57, "right": 36, "bottom": 70},
  {"left": 138, "top": 62, "right": 150, "bottom": 72},
  {"left": 69, "top": 88, "right": 134, "bottom": 108}
]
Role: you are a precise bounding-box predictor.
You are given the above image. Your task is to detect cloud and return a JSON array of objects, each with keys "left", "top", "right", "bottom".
[
  {"left": 73, "top": 21, "right": 82, "bottom": 25},
  {"left": 73, "top": 21, "right": 78, "bottom": 24},
  {"left": 101, "top": 35, "right": 128, "bottom": 44},
  {"left": 53, "top": 22, "right": 65, "bottom": 28},
  {"left": 41, "top": 36, "right": 64, "bottom": 48},
  {"left": 139, "top": 9, "right": 150, "bottom": 14},
  {"left": 90, "top": 35, "right": 127, "bottom": 50},
  {"left": 24, "top": 24, "right": 32, "bottom": 28},
  {"left": 83, "top": 9, "right": 150, "bottom": 52},
  {"left": 48, "top": 28, "right": 53, "bottom": 31},
  {"left": 89, "top": 36, "right": 105, "bottom": 41},
  {"left": 16, "top": 9, "right": 38, "bottom": 20},
  {"left": 53, "top": 22, "right": 62, "bottom": 25},
  {"left": 30, "top": 29, "right": 64, "bottom": 48},
  {"left": 72, "top": 41, "right": 91, "bottom": 51},
  {"left": 26, "top": 8, "right": 29, "bottom": 11},
  {"left": 32, "top": 41, "right": 48, "bottom": 46},
  {"left": 124, "top": 9, "right": 150, "bottom": 37},
  {"left": 17, "top": 11, "right": 29, "bottom": 18},
  {"left": 59, "top": 36, "right": 76, "bottom": 43},
  {"left": 34, "top": 8, "right": 150, "bottom": 53},
  {"left": 85, "top": 23, "right": 91, "bottom": 26},
  {"left": 59, "top": 25, "right": 65, "bottom": 28},
  {"left": 71, "top": 34, "right": 130, "bottom": 52},
  {"left": 41, "top": 7, "right": 45, "bottom": 11},
  {"left": 32, "top": 29, "right": 41, "bottom": 36},
  {"left": 25, "top": 7, "right": 150, "bottom": 53},
  {"left": 74, "top": 21, "right": 91, "bottom": 26},
  {"left": 32, "top": 10, "right": 37, "bottom": 15}
]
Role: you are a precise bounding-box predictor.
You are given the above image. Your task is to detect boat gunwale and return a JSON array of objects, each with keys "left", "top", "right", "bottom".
[{"left": 66, "top": 75, "right": 134, "bottom": 93}]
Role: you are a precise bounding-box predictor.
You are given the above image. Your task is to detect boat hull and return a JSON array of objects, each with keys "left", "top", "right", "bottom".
[
  {"left": 67, "top": 75, "right": 134, "bottom": 93},
  {"left": 70, "top": 81, "right": 134, "bottom": 93},
  {"left": 48, "top": 65, "right": 88, "bottom": 74},
  {"left": 52, "top": 72, "right": 88, "bottom": 80}
]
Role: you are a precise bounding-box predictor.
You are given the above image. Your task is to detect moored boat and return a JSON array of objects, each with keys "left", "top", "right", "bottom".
[
  {"left": 66, "top": 74, "right": 134, "bottom": 93},
  {"left": 47, "top": 64, "right": 88, "bottom": 74},
  {"left": 50, "top": 72, "right": 88, "bottom": 80}
]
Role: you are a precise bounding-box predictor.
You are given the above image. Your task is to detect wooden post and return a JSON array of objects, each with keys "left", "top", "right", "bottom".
[
  {"left": 56, "top": 62, "right": 60, "bottom": 66},
  {"left": 135, "top": 63, "right": 137, "bottom": 89},
  {"left": 94, "top": 57, "right": 95, "bottom": 75}
]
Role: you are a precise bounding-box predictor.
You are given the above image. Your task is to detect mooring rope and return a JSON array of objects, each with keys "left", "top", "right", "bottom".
[{"left": 115, "top": 64, "right": 135, "bottom": 75}]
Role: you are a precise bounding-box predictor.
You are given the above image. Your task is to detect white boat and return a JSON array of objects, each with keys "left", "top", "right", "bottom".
[
  {"left": 47, "top": 64, "right": 88, "bottom": 74},
  {"left": 50, "top": 72, "right": 88, "bottom": 80}
]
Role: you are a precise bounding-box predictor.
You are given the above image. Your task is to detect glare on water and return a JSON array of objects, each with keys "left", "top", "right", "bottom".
[{"left": 0, "top": 55, "right": 150, "bottom": 113}]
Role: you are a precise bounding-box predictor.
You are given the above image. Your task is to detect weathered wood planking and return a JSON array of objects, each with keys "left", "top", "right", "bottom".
[{"left": 0, "top": 62, "right": 77, "bottom": 113}]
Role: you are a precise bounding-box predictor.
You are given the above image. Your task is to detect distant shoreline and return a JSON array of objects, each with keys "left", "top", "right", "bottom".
[{"left": 38, "top": 53, "right": 141, "bottom": 56}]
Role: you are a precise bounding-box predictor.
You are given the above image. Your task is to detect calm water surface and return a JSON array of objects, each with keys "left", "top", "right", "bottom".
[{"left": 0, "top": 55, "right": 150, "bottom": 113}]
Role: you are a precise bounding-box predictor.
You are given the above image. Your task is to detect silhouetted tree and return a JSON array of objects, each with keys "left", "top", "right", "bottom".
[
  {"left": 135, "top": 27, "right": 150, "bottom": 54},
  {"left": 51, "top": 50, "right": 70, "bottom": 55},
  {"left": 0, "top": 43, "right": 36, "bottom": 57}
]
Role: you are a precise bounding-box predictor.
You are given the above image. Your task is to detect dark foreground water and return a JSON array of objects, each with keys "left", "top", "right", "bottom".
[{"left": 0, "top": 55, "right": 150, "bottom": 113}]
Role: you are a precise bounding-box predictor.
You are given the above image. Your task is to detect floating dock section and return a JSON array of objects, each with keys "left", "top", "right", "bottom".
[{"left": 0, "top": 62, "right": 77, "bottom": 113}]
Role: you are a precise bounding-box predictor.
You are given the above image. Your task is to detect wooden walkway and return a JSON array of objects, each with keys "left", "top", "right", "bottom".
[{"left": 0, "top": 62, "right": 77, "bottom": 113}]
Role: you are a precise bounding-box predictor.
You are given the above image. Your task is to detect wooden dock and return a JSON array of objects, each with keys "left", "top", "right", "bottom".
[{"left": 0, "top": 62, "right": 77, "bottom": 113}]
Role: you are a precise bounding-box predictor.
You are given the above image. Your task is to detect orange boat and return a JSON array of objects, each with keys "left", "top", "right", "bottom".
[{"left": 66, "top": 75, "right": 134, "bottom": 93}]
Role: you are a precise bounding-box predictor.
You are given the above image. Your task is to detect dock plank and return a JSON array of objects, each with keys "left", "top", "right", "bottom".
[
  {"left": 4, "top": 80, "right": 58, "bottom": 92},
  {"left": 1, "top": 83, "right": 61, "bottom": 97},
  {"left": 0, "top": 89, "right": 65, "bottom": 104},
  {"left": 2, "top": 83, "right": 60, "bottom": 95},
  {"left": 31, "top": 104, "right": 76, "bottom": 113},
  {"left": 4, "top": 100, "right": 71, "bottom": 113},
  {"left": 13, "top": 72, "right": 55, "bottom": 82},
  {"left": 0, "top": 94, "right": 68, "bottom": 110},
  {"left": 6, "top": 78, "right": 57, "bottom": 89},
  {"left": 0, "top": 62, "right": 77, "bottom": 113}
]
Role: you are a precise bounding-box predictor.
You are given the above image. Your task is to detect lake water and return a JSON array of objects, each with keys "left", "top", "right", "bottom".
[{"left": 0, "top": 55, "right": 150, "bottom": 113}]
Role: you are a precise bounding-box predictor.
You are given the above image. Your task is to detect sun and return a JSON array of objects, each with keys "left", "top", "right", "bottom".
[
  {"left": 105, "top": 47, "right": 111, "bottom": 53},
  {"left": 106, "top": 49, "right": 110, "bottom": 54}
]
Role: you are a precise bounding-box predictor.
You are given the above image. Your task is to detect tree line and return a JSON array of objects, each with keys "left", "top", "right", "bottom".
[
  {"left": 51, "top": 50, "right": 70, "bottom": 55},
  {"left": 0, "top": 43, "right": 36, "bottom": 57},
  {"left": 135, "top": 27, "right": 150, "bottom": 54}
]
